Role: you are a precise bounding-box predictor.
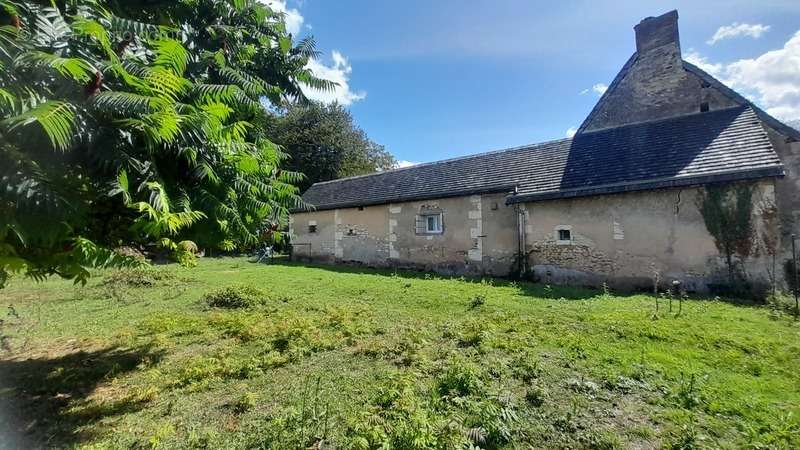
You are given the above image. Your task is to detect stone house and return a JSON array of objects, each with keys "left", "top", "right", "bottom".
[{"left": 290, "top": 10, "right": 800, "bottom": 293}]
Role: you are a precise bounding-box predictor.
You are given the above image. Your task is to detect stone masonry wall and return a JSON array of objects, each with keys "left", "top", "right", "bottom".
[
  {"left": 521, "top": 182, "right": 780, "bottom": 292},
  {"left": 291, "top": 192, "right": 519, "bottom": 276}
]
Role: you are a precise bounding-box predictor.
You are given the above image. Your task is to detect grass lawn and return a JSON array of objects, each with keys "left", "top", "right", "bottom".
[{"left": 1, "top": 257, "right": 799, "bottom": 449}]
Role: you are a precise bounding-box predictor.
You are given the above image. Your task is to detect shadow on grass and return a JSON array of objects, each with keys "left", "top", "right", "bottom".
[
  {"left": 0, "top": 345, "right": 164, "bottom": 449},
  {"left": 262, "top": 258, "right": 775, "bottom": 306},
  {"left": 268, "top": 258, "right": 603, "bottom": 300}
]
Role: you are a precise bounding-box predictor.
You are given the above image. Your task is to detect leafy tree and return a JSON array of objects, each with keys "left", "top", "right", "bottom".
[
  {"left": 263, "top": 102, "right": 396, "bottom": 191},
  {"left": 698, "top": 183, "right": 755, "bottom": 284},
  {"left": 0, "top": 0, "right": 331, "bottom": 286}
]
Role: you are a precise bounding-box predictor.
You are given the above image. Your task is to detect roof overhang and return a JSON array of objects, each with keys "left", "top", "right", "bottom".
[
  {"left": 292, "top": 184, "right": 519, "bottom": 213},
  {"left": 506, "top": 166, "right": 784, "bottom": 205}
]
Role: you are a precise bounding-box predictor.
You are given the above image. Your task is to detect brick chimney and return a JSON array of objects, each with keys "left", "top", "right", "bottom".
[
  {"left": 634, "top": 10, "right": 680, "bottom": 54},
  {"left": 579, "top": 10, "right": 705, "bottom": 132}
]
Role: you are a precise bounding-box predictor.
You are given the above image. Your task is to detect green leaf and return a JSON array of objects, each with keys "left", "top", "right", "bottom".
[
  {"left": 4, "top": 100, "right": 77, "bottom": 151},
  {"left": 0, "top": 1, "right": 19, "bottom": 16},
  {"left": 279, "top": 36, "right": 291, "bottom": 53},
  {"left": 0, "top": 87, "right": 15, "bottom": 109},
  {"left": 153, "top": 38, "right": 189, "bottom": 75},
  {"left": 110, "top": 169, "right": 131, "bottom": 203},
  {"left": 15, "top": 50, "right": 94, "bottom": 83},
  {"left": 237, "top": 154, "right": 259, "bottom": 173},
  {"left": 71, "top": 18, "right": 115, "bottom": 60},
  {"left": 92, "top": 91, "right": 167, "bottom": 115}
]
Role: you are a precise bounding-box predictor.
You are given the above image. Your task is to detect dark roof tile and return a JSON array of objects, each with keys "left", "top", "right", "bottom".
[{"left": 300, "top": 106, "right": 783, "bottom": 211}]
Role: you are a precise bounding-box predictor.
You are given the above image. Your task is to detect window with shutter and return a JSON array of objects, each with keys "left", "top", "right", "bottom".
[{"left": 415, "top": 215, "right": 426, "bottom": 234}]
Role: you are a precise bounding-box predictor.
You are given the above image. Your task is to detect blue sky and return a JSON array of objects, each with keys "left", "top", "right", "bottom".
[{"left": 269, "top": 1, "right": 800, "bottom": 166}]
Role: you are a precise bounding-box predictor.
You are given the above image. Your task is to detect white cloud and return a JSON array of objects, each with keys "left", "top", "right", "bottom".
[
  {"left": 707, "top": 23, "right": 770, "bottom": 45},
  {"left": 579, "top": 88, "right": 589, "bottom": 95},
  {"left": 257, "top": 1, "right": 364, "bottom": 106},
  {"left": 688, "top": 31, "right": 800, "bottom": 122},
  {"left": 565, "top": 127, "right": 578, "bottom": 138},
  {"left": 261, "top": 0, "right": 304, "bottom": 36},
  {"left": 684, "top": 49, "right": 724, "bottom": 77},
  {"left": 303, "top": 50, "right": 367, "bottom": 106},
  {"left": 395, "top": 160, "right": 418, "bottom": 168},
  {"left": 592, "top": 83, "right": 608, "bottom": 95}
]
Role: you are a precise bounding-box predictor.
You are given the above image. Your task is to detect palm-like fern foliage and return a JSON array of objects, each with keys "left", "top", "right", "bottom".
[{"left": 0, "top": 0, "right": 318, "bottom": 286}]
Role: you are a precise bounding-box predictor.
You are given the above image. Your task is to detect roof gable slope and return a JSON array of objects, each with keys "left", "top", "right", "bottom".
[{"left": 683, "top": 61, "right": 800, "bottom": 141}]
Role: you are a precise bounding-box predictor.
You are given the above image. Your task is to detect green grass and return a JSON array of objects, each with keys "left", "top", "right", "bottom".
[{"left": 1, "top": 257, "right": 798, "bottom": 449}]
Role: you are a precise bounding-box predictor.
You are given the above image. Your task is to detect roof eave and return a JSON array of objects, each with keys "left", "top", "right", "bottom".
[
  {"left": 293, "top": 184, "right": 519, "bottom": 213},
  {"left": 506, "top": 166, "right": 785, "bottom": 204}
]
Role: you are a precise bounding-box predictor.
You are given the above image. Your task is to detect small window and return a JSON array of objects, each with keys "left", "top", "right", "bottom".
[
  {"left": 700, "top": 102, "right": 709, "bottom": 112},
  {"left": 555, "top": 225, "right": 572, "bottom": 245},
  {"left": 425, "top": 214, "right": 442, "bottom": 233},
  {"left": 308, "top": 224, "right": 317, "bottom": 233},
  {"left": 417, "top": 213, "right": 443, "bottom": 234}
]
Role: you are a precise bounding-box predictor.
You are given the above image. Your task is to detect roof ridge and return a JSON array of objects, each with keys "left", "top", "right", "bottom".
[{"left": 310, "top": 136, "right": 573, "bottom": 187}]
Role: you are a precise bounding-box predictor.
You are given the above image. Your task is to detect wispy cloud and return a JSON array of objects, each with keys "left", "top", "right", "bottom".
[
  {"left": 565, "top": 127, "right": 578, "bottom": 138},
  {"left": 579, "top": 83, "right": 608, "bottom": 97},
  {"left": 688, "top": 31, "right": 800, "bottom": 121},
  {"left": 707, "top": 22, "right": 770, "bottom": 45},
  {"left": 303, "top": 51, "right": 367, "bottom": 106}
]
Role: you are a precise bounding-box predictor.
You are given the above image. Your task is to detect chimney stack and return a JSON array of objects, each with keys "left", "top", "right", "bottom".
[
  {"left": 634, "top": 10, "right": 680, "bottom": 54},
  {"left": 579, "top": 10, "right": 699, "bottom": 132}
]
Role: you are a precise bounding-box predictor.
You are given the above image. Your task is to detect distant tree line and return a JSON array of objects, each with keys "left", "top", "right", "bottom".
[{"left": 263, "top": 102, "right": 395, "bottom": 192}]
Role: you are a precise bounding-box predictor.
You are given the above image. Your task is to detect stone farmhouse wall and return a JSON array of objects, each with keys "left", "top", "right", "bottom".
[
  {"left": 291, "top": 181, "right": 780, "bottom": 292},
  {"left": 769, "top": 129, "right": 800, "bottom": 265},
  {"left": 518, "top": 181, "right": 779, "bottom": 292},
  {"left": 291, "top": 193, "right": 517, "bottom": 277}
]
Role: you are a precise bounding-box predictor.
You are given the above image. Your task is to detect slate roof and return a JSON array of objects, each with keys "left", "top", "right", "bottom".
[
  {"left": 683, "top": 61, "right": 800, "bottom": 141},
  {"left": 299, "top": 106, "right": 784, "bottom": 211},
  {"left": 575, "top": 50, "right": 800, "bottom": 141}
]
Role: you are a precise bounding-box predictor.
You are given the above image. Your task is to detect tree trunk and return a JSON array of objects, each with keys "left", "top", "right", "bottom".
[{"left": 725, "top": 251, "right": 735, "bottom": 285}]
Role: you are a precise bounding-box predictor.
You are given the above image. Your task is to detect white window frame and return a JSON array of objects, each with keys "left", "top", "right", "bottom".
[
  {"left": 419, "top": 213, "right": 443, "bottom": 235},
  {"left": 555, "top": 225, "right": 572, "bottom": 245}
]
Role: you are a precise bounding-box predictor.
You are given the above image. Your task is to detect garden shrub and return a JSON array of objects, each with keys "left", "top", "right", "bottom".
[
  {"left": 453, "top": 319, "right": 494, "bottom": 349},
  {"left": 525, "top": 385, "right": 546, "bottom": 407},
  {"left": 435, "top": 355, "right": 485, "bottom": 398},
  {"left": 102, "top": 267, "right": 174, "bottom": 288},
  {"left": 204, "top": 284, "right": 268, "bottom": 308},
  {"left": 233, "top": 392, "right": 257, "bottom": 413}
]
